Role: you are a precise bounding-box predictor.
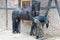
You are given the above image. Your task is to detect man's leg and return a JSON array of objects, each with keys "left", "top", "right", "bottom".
[{"left": 30, "top": 21, "right": 37, "bottom": 36}]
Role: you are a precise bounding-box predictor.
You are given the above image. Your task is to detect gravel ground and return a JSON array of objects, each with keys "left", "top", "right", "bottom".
[
  {"left": 0, "top": 29, "right": 60, "bottom": 40},
  {"left": 0, "top": 21, "right": 60, "bottom": 40},
  {"left": 0, "top": 29, "right": 37, "bottom": 40}
]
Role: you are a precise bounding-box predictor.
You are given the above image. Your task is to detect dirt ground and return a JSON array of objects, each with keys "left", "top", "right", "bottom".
[
  {"left": 0, "top": 21, "right": 60, "bottom": 40},
  {"left": 0, "top": 29, "right": 60, "bottom": 40}
]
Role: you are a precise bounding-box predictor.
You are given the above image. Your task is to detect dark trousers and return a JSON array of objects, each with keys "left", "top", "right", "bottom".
[{"left": 30, "top": 21, "right": 37, "bottom": 35}]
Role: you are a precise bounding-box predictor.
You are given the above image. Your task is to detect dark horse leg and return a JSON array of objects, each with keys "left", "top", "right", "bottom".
[
  {"left": 12, "top": 19, "right": 16, "bottom": 33},
  {"left": 15, "top": 18, "right": 20, "bottom": 33},
  {"left": 12, "top": 18, "right": 20, "bottom": 33}
]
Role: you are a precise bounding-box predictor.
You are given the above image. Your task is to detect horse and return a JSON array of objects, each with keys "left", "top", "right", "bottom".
[
  {"left": 30, "top": 16, "right": 49, "bottom": 39},
  {"left": 12, "top": 0, "right": 40, "bottom": 33}
]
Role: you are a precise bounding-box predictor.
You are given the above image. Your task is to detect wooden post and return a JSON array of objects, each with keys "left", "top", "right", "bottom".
[{"left": 6, "top": 0, "right": 8, "bottom": 30}]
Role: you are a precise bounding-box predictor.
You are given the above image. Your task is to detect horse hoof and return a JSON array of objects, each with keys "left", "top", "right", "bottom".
[
  {"left": 36, "top": 36, "right": 39, "bottom": 39},
  {"left": 30, "top": 33, "right": 34, "bottom": 36},
  {"left": 30, "top": 33, "right": 33, "bottom": 36},
  {"left": 16, "top": 32, "right": 20, "bottom": 33},
  {"left": 38, "top": 37, "right": 44, "bottom": 40},
  {"left": 13, "top": 32, "right": 16, "bottom": 34},
  {"left": 37, "top": 38, "right": 44, "bottom": 40}
]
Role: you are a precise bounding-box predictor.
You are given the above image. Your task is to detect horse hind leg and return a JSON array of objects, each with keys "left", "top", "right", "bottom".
[
  {"left": 12, "top": 19, "right": 16, "bottom": 33},
  {"left": 15, "top": 18, "right": 20, "bottom": 33}
]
